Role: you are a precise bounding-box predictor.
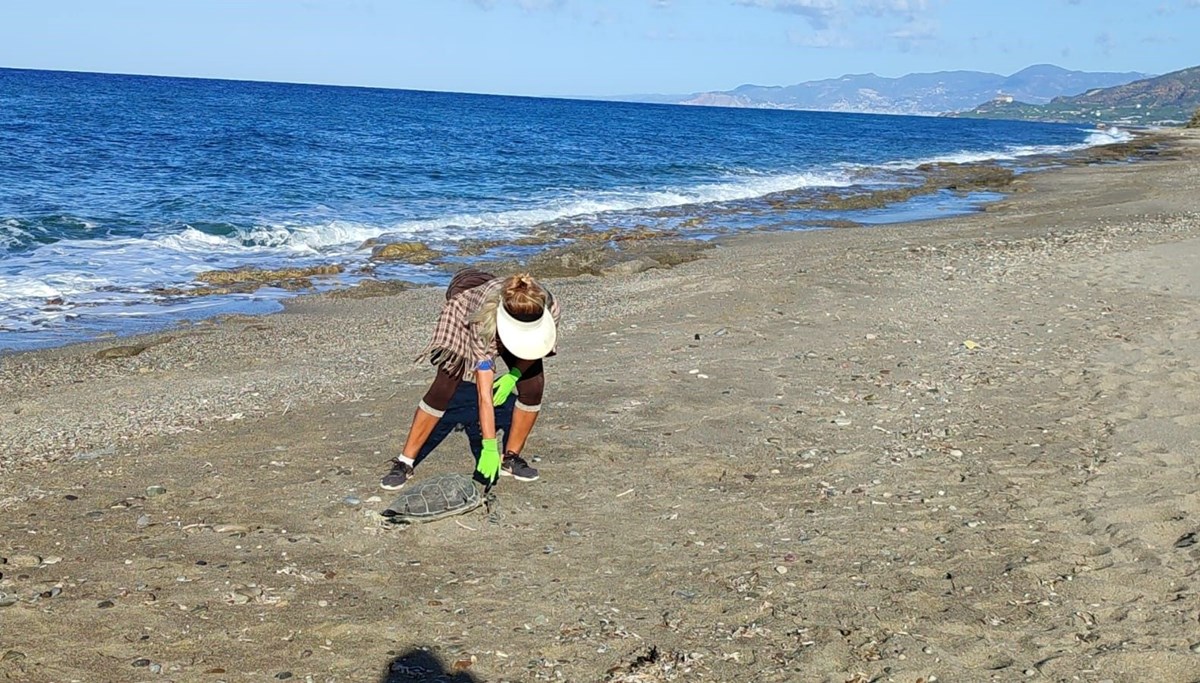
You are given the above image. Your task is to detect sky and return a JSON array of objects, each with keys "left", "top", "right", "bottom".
[{"left": 2, "top": 0, "right": 1198, "bottom": 98}]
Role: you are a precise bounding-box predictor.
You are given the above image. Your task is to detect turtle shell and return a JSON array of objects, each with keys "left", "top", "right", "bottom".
[{"left": 381, "top": 473, "right": 483, "bottom": 523}]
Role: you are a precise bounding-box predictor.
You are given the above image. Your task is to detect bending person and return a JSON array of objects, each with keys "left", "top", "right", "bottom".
[{"left": 380, "top": 267, "right": 560, "bottom": 490}]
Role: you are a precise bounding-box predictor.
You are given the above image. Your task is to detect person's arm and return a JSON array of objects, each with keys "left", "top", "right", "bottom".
[
  {"left": 473, "top": 359, "right": 501, "bottom": 484},
  {"left": 475, "top": 363, "right": 496, "bottom": 439}
]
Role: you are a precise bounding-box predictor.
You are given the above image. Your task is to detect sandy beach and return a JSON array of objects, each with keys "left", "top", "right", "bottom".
[{"left": 4, "top": 130, "right": 1200, "bottom": 682}]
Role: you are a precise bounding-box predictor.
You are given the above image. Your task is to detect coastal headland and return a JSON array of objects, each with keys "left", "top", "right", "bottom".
[{"left": 3, "top": 131, "right": 1200, "bottom": 682}]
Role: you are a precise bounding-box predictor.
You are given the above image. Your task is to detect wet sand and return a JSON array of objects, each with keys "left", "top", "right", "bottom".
[{"left": 3, "top": 130, "right": 1200, "bottom": 682}]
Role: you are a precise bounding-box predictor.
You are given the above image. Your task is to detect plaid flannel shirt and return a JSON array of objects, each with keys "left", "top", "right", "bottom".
[{"left": 418, "top": 276, "right": 561, "bottom": 380}]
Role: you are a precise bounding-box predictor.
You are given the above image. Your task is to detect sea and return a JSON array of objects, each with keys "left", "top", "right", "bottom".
[{"left": 0, "top": 67, "right": 1132, "bottom": 354}]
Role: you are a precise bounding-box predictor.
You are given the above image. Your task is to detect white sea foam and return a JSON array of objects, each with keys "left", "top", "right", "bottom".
[
  {"left": 0, "top": 228, "right": 339, "bottom": 326},
  {"left": 236, "top": 220, "right": 385, "bottom": 251},
  {"left": 129, "top": 171, "right": 860, "bottom": 255},
  {"left": 0, "top": 219, "right": 31, "bottom": 250},
  {"left": 0, "top": 271, "right": 113, "bottom": 302},
  {"left": 154, "top": 227, "right": 233, "bottom": 251},
  {"left": 0, "top": 275, "right": 63, "bottom": 302},
  {"left": 686, "top": 170, "right": 858, "bottom": 202},
  {"left": 373, "top": 171, "right": 856, "bottom": 241},
  {"left": 1083, "top": 127, "right": 1134, "bottom": 144},
  {"left": 882, "top": 127, "right": 1134, "bottom": 171}
]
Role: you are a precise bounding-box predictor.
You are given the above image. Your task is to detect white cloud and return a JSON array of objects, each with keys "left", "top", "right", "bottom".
[
  {"left": 1140, "top": 33, "right": 1177, "bottom": 44},
  {"left": 467, "top": 0, "right": 566, "bottom": 10},
  {"left": 888, "top": 18, "right": 937, "bottom": 51},
  {"left": 859, "top": 0, "right": 929, "bottom": 17},
  {"left": 517, "top": 0, "right": 566, "bottom": 9},
  {"left": 737, "top": 0, "right": 944, "bottom": 50},
  {"left": 736, "top": 0, "right": 938, "bottom": 28},
  {"left": 644, "top": 28, "right": 681, "bottom": 40},
  {"left": 889, "top": 19, "right": 937, "bottom": 41},
  {"left": 787, "top": 28, "right": 853, "bottom": 47},
  {"left": 734, "top": 0, "right": 840, "bottom": 29}
]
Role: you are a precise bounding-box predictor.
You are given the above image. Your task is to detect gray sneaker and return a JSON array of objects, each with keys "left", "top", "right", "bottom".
[
  {"left": 380, "top": 459, "right": 414, "bottom": 490},
  {"left": 500, "top": 453, "right": 539, "bottom": 482}
]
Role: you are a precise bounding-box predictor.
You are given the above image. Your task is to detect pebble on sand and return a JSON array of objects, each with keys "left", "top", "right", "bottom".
[{"left": 6, "top": 555, "right": 42, "bottom": 568}]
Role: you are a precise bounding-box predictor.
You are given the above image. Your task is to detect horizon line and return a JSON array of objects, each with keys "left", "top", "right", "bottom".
[
  {"left": 2, "top": 62, "right": 1176, "bottom": 104},
  {"left": 0, "top": 64, "right": 603, "bottom": 103}
]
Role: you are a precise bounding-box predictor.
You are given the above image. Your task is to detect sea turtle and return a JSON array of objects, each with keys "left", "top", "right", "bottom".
[{"left": 381, "top": 473, "right": 484, "bottom": 523}]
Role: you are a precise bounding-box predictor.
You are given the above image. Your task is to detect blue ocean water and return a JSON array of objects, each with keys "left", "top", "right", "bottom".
[{"left": 0, "top": 68, "right": 1128, "bottom": 353}]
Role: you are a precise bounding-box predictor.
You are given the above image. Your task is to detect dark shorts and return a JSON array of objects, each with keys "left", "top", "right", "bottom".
[{"left": 446, "top": 268, "right": 494, "bottom": 300}]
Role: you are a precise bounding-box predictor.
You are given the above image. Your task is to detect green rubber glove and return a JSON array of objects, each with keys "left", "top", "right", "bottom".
[
  {"left": 492, "top": 367, "right": 521, "bottom": 406},
  {"left": 476, "top": 438, "right": 501, "bottom": 485}
]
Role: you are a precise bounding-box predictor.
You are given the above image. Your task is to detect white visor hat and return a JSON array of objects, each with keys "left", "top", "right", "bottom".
[{"left": 495, "top": 301, "right": 557, "bottom": 360}]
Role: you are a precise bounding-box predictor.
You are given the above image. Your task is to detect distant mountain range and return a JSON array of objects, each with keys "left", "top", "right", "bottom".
[
  {"left": 614, "top": 64, "right": 1153, "bottom": 116},
  {"left": 954, "top": 65, "right": 1200, "bottom": 125}
]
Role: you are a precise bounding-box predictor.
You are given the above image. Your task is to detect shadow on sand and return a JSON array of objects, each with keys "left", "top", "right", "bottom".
[
  {"left": 411, "top": 382, "right": 515, "bottom": 475},
  {"left": 380, "top": 647, "right": 481, "bottom": 683},
  {"left": 376, "top": 390, "right": 508, "bottom": 681}
]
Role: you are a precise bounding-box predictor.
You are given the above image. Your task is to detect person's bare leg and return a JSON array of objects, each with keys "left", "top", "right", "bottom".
[
  {"left": 401, "top": 407, "right": 441, "bottom": 459},
  {"left": 381, "top": 407, "right": 440, "bottom": 490},
  {"left": 504, "top": 405, "right": 539, "bottom": 455}
]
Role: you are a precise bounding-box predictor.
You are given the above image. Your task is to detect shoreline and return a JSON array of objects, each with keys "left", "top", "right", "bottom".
[
  {"left": 0, "top": 126, "right": 1162, "bottom": 357},
  {"left": 3, "top": 129, "right": 1200, "bottom": 681}
]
